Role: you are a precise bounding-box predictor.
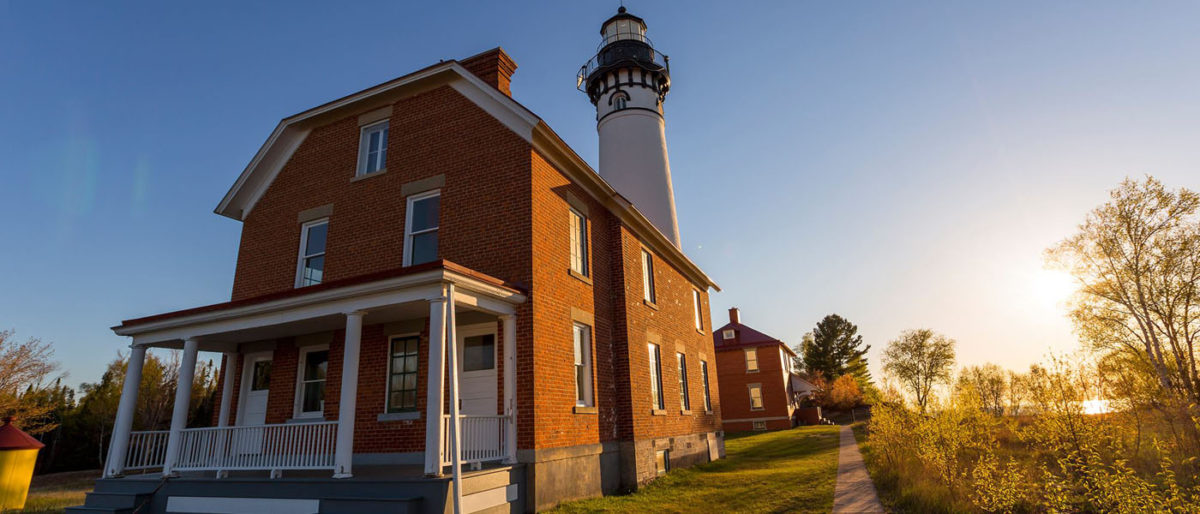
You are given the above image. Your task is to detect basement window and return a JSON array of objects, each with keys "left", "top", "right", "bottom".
[
  {"left": 655, "top": 450, "right": 670, "bottom": 476},
  {"left": 753, "top": 421, "right": 767, "bottom": 431}
]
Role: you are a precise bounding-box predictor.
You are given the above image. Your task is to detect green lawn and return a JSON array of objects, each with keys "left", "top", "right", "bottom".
[
  {"left": 12, "top": 470, "right": 98, "bottom": 514},
  {"left": 551, "top": 425, "right": 843, "bottom": 513}
]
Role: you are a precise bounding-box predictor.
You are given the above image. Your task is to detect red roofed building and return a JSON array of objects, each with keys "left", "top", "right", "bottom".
[{"left": 712, "top": 308, "right": 801, "bottom": 432}]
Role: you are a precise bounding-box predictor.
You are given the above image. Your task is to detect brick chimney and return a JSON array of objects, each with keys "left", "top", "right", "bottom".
[
  {"left": 729, "top": 307, "right": 740, "bottom": 325},
  {"left": 460, "top": 48, "right": 518, "bottom": 97}
]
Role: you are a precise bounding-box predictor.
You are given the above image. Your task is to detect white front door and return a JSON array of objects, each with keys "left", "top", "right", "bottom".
[
  {"left": 236, "top": 352, "right": 272, "bottom": 454},
  {"left": 456, "top": 324, "right": 498, "bottom": 415}
]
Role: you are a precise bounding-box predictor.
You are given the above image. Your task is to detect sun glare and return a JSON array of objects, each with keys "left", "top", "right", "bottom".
[
  {"left": 1082, "top": 399, "right": 1112, "bottom": 415},
  {"left": 1033, "top": 268, "right": 1077, "bottom": 308}
]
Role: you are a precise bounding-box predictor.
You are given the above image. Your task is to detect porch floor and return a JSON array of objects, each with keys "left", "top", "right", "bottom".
[{"left": 115, "top": 462, "right": 511, "bottom": 481}]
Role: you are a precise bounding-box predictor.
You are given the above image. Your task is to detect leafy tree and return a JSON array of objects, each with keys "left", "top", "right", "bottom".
[
  {"left": 0, "top": 330, "right": 61, "bottom": 435},
  {"left": 801, "top": 314, "right": 872, "bottom": 388},
  {"left": 828, "top": 374, "right": 864, "bottom": 410},
  {"left": 1047, "top": 176, "right": 1200, "bottom": 407},
  {"left": 956, "top": 363, "right": 1007, "bottom": 416},
  {"left": 882, "top": 329, "right": 956, "bottom": 413}
]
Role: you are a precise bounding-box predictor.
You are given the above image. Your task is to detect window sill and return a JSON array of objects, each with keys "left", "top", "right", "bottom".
[
  {"left": 680, "top": 409, "right": 692, "bottom": 416},
  {"left": 568, "top": 269, "right": 593, "bottom": 286},
  {"left": 651, "top": 409, "right": 666, "bottom": 416},
  {"left": 573, "top": 406, "right": 598, "bottom": 415},
  {"left": 643, "top": 299, "right": 659, "bottom": 311},
  {"left": 705, "top": 410, "right": 714, "bottom": 415},
  {"left": 695, "top": 329, "right": 705, "bottom": 336},
  {"left": 286, "top": 416, "right": 325, "bottom": 424},
  {"left": 378, "top": 411, "right": 421, "bottom": 422},
  {"left": 351, "top": 169, "right": 387, "bottom": 182},
  {"left": 750, "top": 408, "right": 765, "bottom": 412},
  {"left": 746, "top": 370, "right": 760, "bottom": 374}
]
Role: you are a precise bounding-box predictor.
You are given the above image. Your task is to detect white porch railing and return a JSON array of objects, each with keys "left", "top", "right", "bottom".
[
  {"left": 124, "top": 430, "right": 169, "bottom": 471},
  {"left": 441, "top": 414, "right": 509, "bottom": 465},
  {"left": 146, "top": 421, "right": 338, "bottom": 473}
]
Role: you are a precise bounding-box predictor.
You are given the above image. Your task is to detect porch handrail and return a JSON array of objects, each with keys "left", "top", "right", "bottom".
[
  {"left": 169, "top": 421, "right": 337, "bottom": 473},
  {"left": 124, "top": 430, "right": 170, "bottom": 471},
  {"left": 441, "top": 414, "right": 509, "bottom": 466}
]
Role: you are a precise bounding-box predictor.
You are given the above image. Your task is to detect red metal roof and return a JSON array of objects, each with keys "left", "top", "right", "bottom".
[
  {"left": 0, "top": 417, "right": 44, "bottom": 450},
  {"left": 117, "top": 260, "right": 524, "bottom": 330},
  {"left": 712, "top": 320, "right": 796, "bottom": 356}
]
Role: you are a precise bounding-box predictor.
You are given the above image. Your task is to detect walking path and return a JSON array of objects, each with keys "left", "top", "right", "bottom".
[{"left": 832, "top": 425, "right": 884, "bottom": 513}]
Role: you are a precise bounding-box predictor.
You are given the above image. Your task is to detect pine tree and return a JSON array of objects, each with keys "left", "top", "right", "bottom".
[{"left": 801, "top": 314, "right": 872, "bottom": 386}]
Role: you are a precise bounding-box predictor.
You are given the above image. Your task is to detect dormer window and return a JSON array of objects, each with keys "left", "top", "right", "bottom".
[
  {"left": 296, "top": 219, "right": 328, "bottom": 287},
  {"left": 722, "top": 329, "right": 735, "bottom": 340},
  {"left": 357, "top": 120, "right": 389, "bottom": 176}
]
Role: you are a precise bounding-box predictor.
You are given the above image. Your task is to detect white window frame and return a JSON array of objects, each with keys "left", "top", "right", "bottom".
[
  {"left": 385, "top": 333, "right": 421, "bottom": 413},
  {"left": 295, "top": 218, "right": 329, "bottom": 288},
  {"left": 748, "top": 383, "right": 764, "bottom": 411},
  {"left": 744, "top": 348, "right": 759, "bottom": 373},
  {"left": 677, "top": 353, "right": 690, "bottom": 411},
  {"left": 403, "top": 190, "right": 440, "bottom": 266},
  {"left": 722, "top": 329, "right": 735, "bottom": 340},
  {"left": 356, "top": 119, "right": 389, "bottom": 176},
  {"left": 700, "top": 360, "right": 712, "bottom": 412},
  {"left": 648, "top": 343, "right": 664, "bottom": 410},
  {"left": 569, "top": 208, "right": 589, "bottom": 277},
  {"left": 294, "top": 344, "right": 330, "bottom": 419},
  {"left": 573, "top": 323, "right": 594, "bottom": 407},
  {"left": 641, "top": 250, "right": 656, "bottom": 304},
  {"left": 692, "top": 290, "right": 704, "bottom": 332}
]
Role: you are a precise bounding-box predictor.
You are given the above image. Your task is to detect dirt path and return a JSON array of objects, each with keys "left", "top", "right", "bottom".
[{"left": 832, "top": 425, "right": 884, "bottom": 513}]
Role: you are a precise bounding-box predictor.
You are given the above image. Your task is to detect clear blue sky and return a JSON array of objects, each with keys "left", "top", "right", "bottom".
[{"left": 2, "top": 1, "right": 1198, "bottom": 388}]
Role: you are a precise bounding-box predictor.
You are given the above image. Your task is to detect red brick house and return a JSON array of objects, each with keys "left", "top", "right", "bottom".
[
  {"left": 77, "top": 10, "right": 724, "bottom": 514},
  {"left": 713, "top": 308, "right": 800, "bottom": 432}
]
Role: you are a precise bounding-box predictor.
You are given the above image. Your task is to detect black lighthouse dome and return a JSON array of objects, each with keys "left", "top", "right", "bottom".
[{"left": 578, "top": 7, "right": 670, "bottom": 105}]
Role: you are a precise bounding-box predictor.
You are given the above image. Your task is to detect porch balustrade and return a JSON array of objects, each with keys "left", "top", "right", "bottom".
[
  {"left": 124, "top": 430, "right": 169, "bottom": 471},
  {"left": 442, "top": 414, "right": 510, "bottom": 465},
  {"left": 125, "top": 421, "right": 338, "bottom": 474}
]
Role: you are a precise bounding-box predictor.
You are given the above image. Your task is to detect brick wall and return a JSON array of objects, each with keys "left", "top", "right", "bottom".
[{"left": 713, "top": 344, "right": 791, "bottom": 430}]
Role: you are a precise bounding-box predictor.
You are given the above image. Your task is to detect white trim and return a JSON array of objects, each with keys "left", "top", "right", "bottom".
[
  {"left": 744, "top": 348, "right": 759, "bottom": 373},
  {"left": 293, "top": 343, "right": 330, "bottom": 419},
  {"left": 676, "top": 352, "right": 690, "bottom": 411},
  {"left": 115, "top": 268, "right": 526, "bottom": 346},
  {"left": 692, "top": 289, "right": 703, "bottom": 332},
  {"left": 403, "top": 189, "right": 440, "bottom": 267},
  {"left": 568, "top": 208, "right": 589, "bottom": 277},
  {"left": 722, "top": 329, "right": 735, "bottom": 340},
  {"left": 295, "top": 218, "right": 328, "bottom": 288},
  {"left": 573, "top": 322, "right": 594, "bottom": 407},
  {"left": 641, "top": 250, "right": 656, "bottom": 304},
  {"left": 356, "top": 119, "right": 389, "bottom": 176},
  {"left": 166, "top": 496, "right": 319, "bottom": 514}
]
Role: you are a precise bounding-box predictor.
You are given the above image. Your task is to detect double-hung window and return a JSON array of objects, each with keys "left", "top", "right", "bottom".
[
  {"left": 648, "top": 343, "right": 664, "bottom": 410},
  {"left": 748, "top": 384, "right": 764, "bottom": 410},
  {"left": 677, "top": 353, "right": 690, "bottom": 411},
  {"left": 569, "top": 209, "right": 589, "bottom": 277},
  {"left": 700, "top": 360, "right": 712, "bottom": 412},
  {"left": 297, "top": 347, "right": 329, "bottom": 418},
  {"left": 404, "top": 191, "right": 440, "bottom": 266},
  {"left": 296, "top": 219, "right": 328, "bottom": 287},
  {"left": 387, "top": 336, "right": 420, "bottom": 412},
  {"left": 641, "top": 250, "right": 656, "bottom": 304},
  {"left": 573, "top": 323, "right": 593, "bottom": 407},
  {"left": 357, "top": 120, "right": 388, "bottom": 176},
  {"left": 745, "top": 348, "right": 759, "bottom": 372},
  {"left": 692, "top": 290, "right": 703, "bottom": 332}
]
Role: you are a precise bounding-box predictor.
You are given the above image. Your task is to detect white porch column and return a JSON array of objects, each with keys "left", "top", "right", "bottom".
[
  {"left": 424, "top": 288, "right": 448, "bottom": 476},
  {"left": 500, "top": 314, "right": 517, "bottom": 464},
  {"left": 216, "top": 352, "right": 236, "bottom": 428},
  {"left": 333, "top": 311, "right": 365, "bottom": 479},
  {"left": 163, "top": 337, "right": 200, "bottom": 476},
  {"left": 446, "top": 283, "right": 463, "bottom": 514},
  {"left": 104, "top": 344, "right": 146, "bottom": 477}
]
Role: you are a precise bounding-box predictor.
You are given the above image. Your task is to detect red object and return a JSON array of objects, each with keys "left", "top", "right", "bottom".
[{"left": 0, "top": 417, "right": 44, "bottom": 450}]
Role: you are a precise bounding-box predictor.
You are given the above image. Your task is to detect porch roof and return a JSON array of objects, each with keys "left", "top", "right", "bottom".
[{"left": 112, "top": 260, "right": 525, "bottom": 349}]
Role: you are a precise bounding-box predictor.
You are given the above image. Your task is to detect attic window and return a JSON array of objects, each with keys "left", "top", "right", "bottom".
[
  {"left": 722, "top": 329, "right": 735, "bottom": 340},
  {"left": 357, "top": 120, "right": 389, "bottom": 176}
]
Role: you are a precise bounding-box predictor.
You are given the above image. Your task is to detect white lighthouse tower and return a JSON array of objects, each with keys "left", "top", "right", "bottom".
[{"left": 579, "top": 7, "right": 681, "bottom": 247}]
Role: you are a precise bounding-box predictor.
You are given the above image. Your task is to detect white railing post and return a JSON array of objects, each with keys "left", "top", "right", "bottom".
[
  {"left": 424, "top": 287, "right": 448, "bottom": 476},
  {"left": 105, "top": 344, "right": 146, "bottom": 477},
  {"left": 501, "top": 314, "right": 517, "bottom": 464},
  {"left": 216, "top": 351, "right": 236, "bottom": 476},
  {"left": 333, "top": 311, "right": 365, "bottom": 479},
  {"left": 163, "top": 337, "right": 200, "bottom": 477}
]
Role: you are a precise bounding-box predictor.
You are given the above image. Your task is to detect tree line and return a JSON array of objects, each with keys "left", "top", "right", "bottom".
[{"left": 0, "top": 330, "right": 220, "bottom": 474}]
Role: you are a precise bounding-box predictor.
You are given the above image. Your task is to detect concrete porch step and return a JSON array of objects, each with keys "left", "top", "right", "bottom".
[
  {"left": 63, "top": 506, "right": 132, "bottom": 514},
  {"left": 80, "top": 491, "right": 152, "bottom": 509}
]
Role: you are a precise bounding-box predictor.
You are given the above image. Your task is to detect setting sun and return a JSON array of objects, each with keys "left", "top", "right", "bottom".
[{"left": 1033, "top": 268, "right": 1077, "bottom": 309}]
